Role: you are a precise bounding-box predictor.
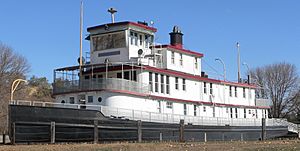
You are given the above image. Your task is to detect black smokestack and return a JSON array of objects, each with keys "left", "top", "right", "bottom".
[{"left": 169, "top": 26, "right": 183, "bottom": 48}]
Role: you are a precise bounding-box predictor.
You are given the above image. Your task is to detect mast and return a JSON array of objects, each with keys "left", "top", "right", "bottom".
[
  {"left": 79, "top": 0, "right": 83, "bottom": 74},
  {"left": 237, "top": 42, "right": 241, "bottom": 83}
]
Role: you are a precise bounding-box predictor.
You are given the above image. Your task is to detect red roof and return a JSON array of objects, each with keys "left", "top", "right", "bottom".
[
  {"left": 153, "top": 45, "right": 204, "bottom": 57},
  {"left": 87, "top": 21, "right": 157, "bottom": 32}
]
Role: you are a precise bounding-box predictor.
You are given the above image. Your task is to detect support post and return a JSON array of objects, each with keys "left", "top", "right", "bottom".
[
  {"left": 2, "top": 134, "right": 5, "bottom": 144},
  {"left": 50, "top": 122, "right": 55, "bottom": 144},
  {"left": 261, "top": 118, "right": 266, "bottom": 141},
  {"left": 94, "top": 120, "right": 98, "bottom": 144},
  {"left": 11, "top": 122, "right": 15, "bottom": 145},
  {"left": 298, "top": 124, "right": 300, "bottom": 139},
  {"left": 159, "top": 132, "right": 163, "bottom": 142},
  {"left": 204, "top": 132, "right": 207, "bottom": 142},
  {"left": 240, "top": 133, "right": 244, "bottom": 141},
  {"left": 179, "top": 119, "right": 184, "bottom": 142},
  {"left": 222, "top": 132, "right": 225, "bottom": 141},
  {"left": 137, "top": 120, "right": 142, "bottom": 143}
]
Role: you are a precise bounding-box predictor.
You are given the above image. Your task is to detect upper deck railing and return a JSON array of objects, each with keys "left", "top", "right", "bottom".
[
  {"left": 53, "top": 78, "right": 150, "bottom": 95},
  {"left": 255, "top": 98, "right": 271, "bottom": 107}
]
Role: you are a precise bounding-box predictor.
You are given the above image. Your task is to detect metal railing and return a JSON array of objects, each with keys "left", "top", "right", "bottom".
[
  {"left": 53, "top": 78, "right": 149, "bottom": 94},
  {"left": 255, "top": 98, "right": 271, "bottom": 107},
  {"left": 10, "top": 100, "right": 296, "bottom": 129}
]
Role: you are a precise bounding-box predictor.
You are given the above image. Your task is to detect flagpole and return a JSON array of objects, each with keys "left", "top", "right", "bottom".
[{"left": 79, "top": 0, "right": 83, "bottom": 75}]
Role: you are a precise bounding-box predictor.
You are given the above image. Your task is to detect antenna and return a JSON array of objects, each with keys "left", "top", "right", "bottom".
[
  {"left": 108, "top": 8, "right": 117, "bottom": 23},
  {"left": 79, "top": 0, "right": 83, "bottom": 74}
]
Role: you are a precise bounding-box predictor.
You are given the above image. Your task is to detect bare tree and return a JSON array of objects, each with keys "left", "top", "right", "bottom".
[
  {"left": 0, "top": 42, "right": 30, "bottom": 134},
  {"left": 250, "top": 62, "right": 300, "bottom": 118}
]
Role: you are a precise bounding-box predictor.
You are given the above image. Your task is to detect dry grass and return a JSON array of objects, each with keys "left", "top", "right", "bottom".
[{"left": 0, "top": 140, "right": 300, "bottom": 151}]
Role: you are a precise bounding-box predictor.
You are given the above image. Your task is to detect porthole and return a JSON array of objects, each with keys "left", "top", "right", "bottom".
[
  {"left": 98, "top": 97, "right": 102, "bottom": 102},
  {"left": 61, "top": 100, "right": 65, "bottom": 103}
]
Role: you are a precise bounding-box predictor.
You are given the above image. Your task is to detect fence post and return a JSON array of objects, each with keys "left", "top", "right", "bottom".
[
  {"left": 50, "top": 122, "right": 55, "bottom": 144},
  {"left": 137, "top": 120, "right": 142, "bottom": 143},
  {"left": 204, "top": 132, "right": 207, "bottom": 142},
  {"left": 179, "top": 119, "right": 184, "bottom": 142},
  {"left": 261, "top": 118, "right": 266, "bottom": 141},
  {"left": 11, "top": 122, "right": 15, "bottom": 145},
  {"left": 94, "top": 120, "right": 98, "bottom": 144}
]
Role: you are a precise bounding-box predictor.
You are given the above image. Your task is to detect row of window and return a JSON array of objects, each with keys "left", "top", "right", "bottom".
[
  {"left": 130, "top": 31, "right": 153, "bottom": 48},
  {"left": 164, "top": 102, "right": 266, "bottom": 118},
  {"left": 149, "top": 72, "right": 186, "bottom": 94},
  {"left": 171, "top": 51, "right": 198, "bottom": 69},
  {"left": 61, "top": 96, "right": 102, "bottom": 104},
  {"left": 204, "top": 82, "right": 251, "bottom": 99}
]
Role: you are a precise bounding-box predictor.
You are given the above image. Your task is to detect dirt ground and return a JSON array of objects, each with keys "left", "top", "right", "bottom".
[{"left": 0, "top": 140, "right": 300, "bottom": 151}]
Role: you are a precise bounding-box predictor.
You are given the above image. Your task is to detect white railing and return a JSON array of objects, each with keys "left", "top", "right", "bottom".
[
  {"left": 10, "top": 100, "right": 295, "bottom": 129},
  {"left": 53, "top": 78, "right": 149, "bottom": 94}
]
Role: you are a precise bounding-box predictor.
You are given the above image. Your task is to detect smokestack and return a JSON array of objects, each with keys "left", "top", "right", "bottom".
[
  {"left": 108, "top": 8, "right": 117, "bottom": 23},
  {"left": 169, "top": 26, "right": 183, "bottom": 48}
]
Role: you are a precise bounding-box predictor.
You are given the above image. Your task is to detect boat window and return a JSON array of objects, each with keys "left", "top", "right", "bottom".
[
  {"left": 229, "top": 86, "right": 232, "bottom": 97},
  {"left": 149, "top": 72, "right": 153, "bottom": 92},
  {"left": 182, "top": 79, "right": 186, "bottom": 91},
  {"left": 183, "top": 104, "right": 187, "bottom": 115},
  {"left": 209, "top": 83, "right": 213, "bottom": 95},
  {"left": 84, "top": 75, "right": 90, "bottom": 79},
  {"left": 230, "top": 108, "right": 233, "bottom": 118},
  {"left": 139, "top": 34, "right": 143, "bottom": 46},
  {"left": 166, "top": 102, "right": 173, "bottom": 109},
  {"left": 134, "top": 33, "right": 138, "bottom": 46},
  {"left": 234, "top": 86, "right": 237, "bottom": 97},
  {"left": 194, "top": 105, "right": 197, "bottom": 116},
  {"left": 243, "top": 88, "right": 246, "bottom": 98},
  {"left": 212, "top": 107, "right": 215, "bottom": 117},
  {"left": 166, "top": 76, "right": 170, "bottom": 94},
  {"left": 203, "top": 82, "right": 207, "bottom": 94},
  {"left": 88, "top": 96, "right": 93, "bottom": 103},
  {"left": 203, "top": 106, "right": 206, "bottom": 112},
  {"left": 69, "top": 97, "right": 75, "bottom": 104},
  {"left": 61, "top": 100, "right": 65, "bottom": 104},
  {"left": 235, "top": 108, "right": 238, "bottom": 118},
  {"left": 171, "top": 51, "right": 175, "bottom": 64},
  {"left": 93, "top": 31, "right": 126, "bottom": 51},
  {"left": 160, "top": 74, "right": 164, "bottom": 93},
  {"left": 98, "top": 97, "right": 102, "bottom": 102},
  {"left": 155, "top": 73, "right": 159, "bottom": 92},
  {"left": 131, "top": 71, "right": 137, "bottom": 81},
  {"left": 130, "top": 32, "right": 134, "bottom": 45},
  {"left": 175, "top": 77, "right": 179, "bottom": 90},
  {"left": 244, "top": 108, "right": 246, "bottom": 118},
  {"left": 117, "top": 72, "right": 122, "bottom": 79},
  {"left": 179, "top": 53, "right": 183, "bottom": 66},
  {"left": 195, "top": 57, "right": 198, "bottom": 69},
  {"left": 124, "top": 71, "right": 130, "bottom": 80}
]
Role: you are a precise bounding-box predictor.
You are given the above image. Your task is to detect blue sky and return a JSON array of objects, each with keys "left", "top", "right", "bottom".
[{"left": 1, "top": 0, "right": 300, "bottom": 82}]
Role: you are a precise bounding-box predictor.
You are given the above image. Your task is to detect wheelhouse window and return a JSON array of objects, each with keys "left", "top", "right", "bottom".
[
  {"left": 175, "top": 77, "right": 179, "bottom": 90},
  {"left": 234, "top": 86, "right": 237, "bottom": 97},
  {"left": 155, "top": 73, "right": 159, "bottom": 92},
  {"left": 204, "top": 82, "right": 207, "bottom": 94},
  {"left": 166, "top": 102, "right": 173, "bottom": 109},
  {"left": 171, "top": 51, "right": 175, "bottom": 64},
  {"left": 182, "top": 78, "right": 186, "bottom": 91},
  {"left": 93, "top": 31, "right": 126, "bottom": 51},
  {"left": 166, "top": 76, "right": 170, "bottom": 94},
  {"left": 130, "top": 32, "right": 134, "bottom": 45},
  {"left": 160, "top": 74, "right": 164, "bottom": 93},
  {"left": 149, "top": 72, "right": 153, "bottom": 92}
]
